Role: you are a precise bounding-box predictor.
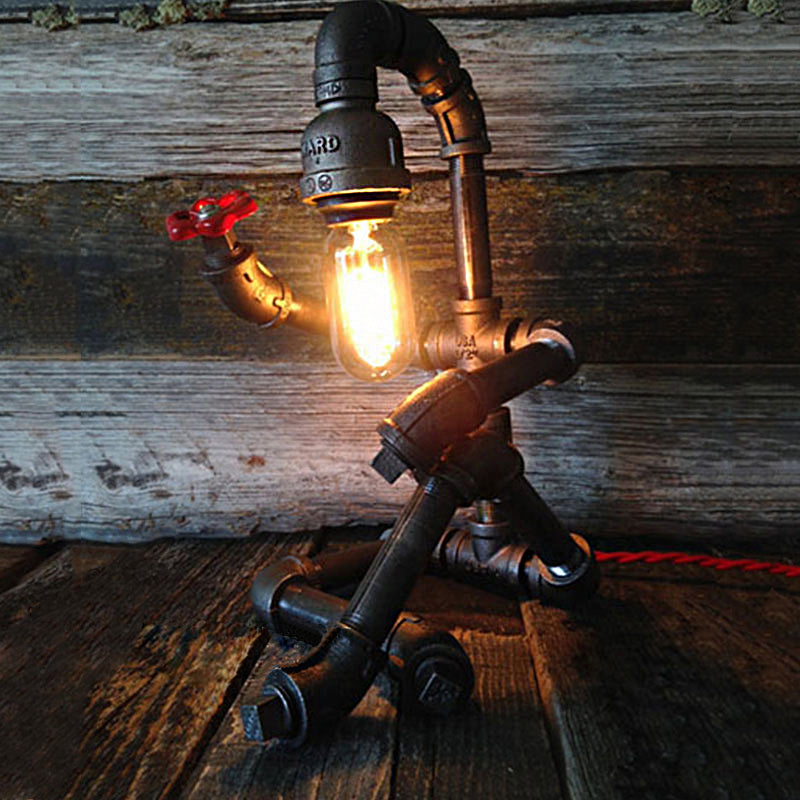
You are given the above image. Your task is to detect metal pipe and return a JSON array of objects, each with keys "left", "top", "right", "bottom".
[
  {"left": 246, "top": 574, "right": 474, "bottom": 728},
  {"left": 373, "top": 331, "right": 580, "bottom": 485},
  {"left": 342, "top": 477, "right": 462, "bottom": 643},
  {"left": 307, "top": 0, "right": 494, "bottom": 306},
  {"left": 249, "top": 564, "right": 474, "bottom": 717},
  {"left": 200, "top": 241, "right": 330, "bottom": 337},
  {"left": 433, "top": 527, "right": 598, "bottom": 608},
  {"left": 468, "top": 341, "right": 572, "bottom": 411},
  {"left": 283, "top": 291, "right": 329, "bottom": 337},
  {"left": 311, "top": 540, "right": 383, "bottom": 588},
  {"left": 249, "top": 545, "right": 381, "bottom": 640},
  {"left": 276, "top": 582, "right": 346, "bottom": 640},
  {"left": 450, "top": 155, "right": 492, "bottom": 300},
  {"left": 500, "top": 475, "right": 580, "bottom": 567},
  {"left": 421, "top": 315, "right": 584, "bottom": 373},
  {"left": 247, "top": 475, "right": 463, "bottom": 745}
]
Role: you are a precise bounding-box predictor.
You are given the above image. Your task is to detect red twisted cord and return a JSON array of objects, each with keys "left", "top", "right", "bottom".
[{"left": 596, "top": 550, "right": 800, "bottom": 578}]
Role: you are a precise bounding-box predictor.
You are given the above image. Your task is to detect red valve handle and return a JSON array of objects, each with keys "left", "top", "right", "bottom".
[{"left": 165, "top": 190, "right": 258, "bottom": 241}]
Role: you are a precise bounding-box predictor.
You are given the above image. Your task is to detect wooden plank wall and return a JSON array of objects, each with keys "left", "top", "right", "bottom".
[{"left": 1, "top": 0, "right": 798, "bottom": 546}]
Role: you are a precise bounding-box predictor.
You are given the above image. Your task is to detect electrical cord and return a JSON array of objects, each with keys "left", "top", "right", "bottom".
[{"left": 595, "top": 550, "right": 800, "bottom": 578}]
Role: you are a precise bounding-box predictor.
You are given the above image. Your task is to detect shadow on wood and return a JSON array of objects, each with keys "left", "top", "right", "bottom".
[{"left": 523, "top": 565, "right": 800, "bottom": 799}]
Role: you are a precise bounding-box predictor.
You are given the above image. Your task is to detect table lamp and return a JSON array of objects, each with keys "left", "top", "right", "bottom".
[{"left": 166, "top": 0, "right": 598, "bottom": 747}]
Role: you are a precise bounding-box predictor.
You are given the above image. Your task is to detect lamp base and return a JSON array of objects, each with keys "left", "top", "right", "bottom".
[
  {"left": 243, "top": 335, "right": 597, "bottom": 747},
  {"left": 244, "top": 486, "right": 597, "bottom": 745}
]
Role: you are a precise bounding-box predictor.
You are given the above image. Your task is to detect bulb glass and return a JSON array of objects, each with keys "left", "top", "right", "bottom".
[{"left": 325, "top": 220, "right": 416, "bottom": 381}]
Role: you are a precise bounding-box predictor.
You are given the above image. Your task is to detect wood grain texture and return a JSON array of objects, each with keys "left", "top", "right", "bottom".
[
  {"left": 521, "top": 563, "right": 800, "bottom": 800},
  {"left": 0, "top": 533, "right": 318, "bottom": 800},
  {"left": 0, "top": 0, "right": 692, "bottom": 22},
  {"left": 393, "top": 630, "right": 562, "bottom": 800},
  {"left": 1, "top": 13, "right": 797, "bottom": 180},
  {"left": 183, "top": 639, "right": 398, "bottom": 799},
  {"left": 1, "top": 361, "right": 797, "bottom": 546},
  {"left": 3, "top": 170, "right": 798, "bottom": 364}
]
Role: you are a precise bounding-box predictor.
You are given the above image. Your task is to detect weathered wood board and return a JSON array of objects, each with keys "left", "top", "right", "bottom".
[
  {"left": 0, "top": 0, "right": 692, "bottom": 21},
  {"left": 0, "top": 533, "right": 318, "bottom": 800},
  {"left": 1, "top": 13, "right": 797, "bottom": 180},
  {"left": 1, "top": 361, "right": 797, "bottom": 545},
  {"left": 1, "top": 0, "right": 797, "bottom": 551},
  {"left": 521, "top": 561, "right": 800, "bottom": 800},
  {"left": 4, "top": 534, "right": 796, "bottom": 799},
  {"left": 2, "top": 170, "right": 798, "bottom": 364}
]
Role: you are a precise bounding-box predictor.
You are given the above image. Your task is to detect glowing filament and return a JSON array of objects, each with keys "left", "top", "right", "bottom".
[{"left": 334, "top": 221, "right": 400, "bottom": 369}]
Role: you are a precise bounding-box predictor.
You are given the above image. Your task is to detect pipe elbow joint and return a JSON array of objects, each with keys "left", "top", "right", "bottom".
[
  {"left": 526, "top": 534, "right": 599, "bottom": 609},
  {"left": 313, "top": 0, "right": 400, "bottom": 102},
  {"left": 509, "top": 318, "right": 583, "bottom": 385},
  {"left": 311, "top": 0, "right": 488, "bottom": 158},
  {"left": 256, "top": 622, "right": 385, "bottom": 747},
  {"left": 250, "top": 554, "right": 319, "bottom": 633},
  {"left": 201, "top": 246, "right": 293, "bottom": 329}
]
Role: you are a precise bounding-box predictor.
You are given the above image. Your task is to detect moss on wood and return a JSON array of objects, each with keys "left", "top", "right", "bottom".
[
  {"left": 31, "top": 3, "right": 78, "bottom": 29},
  {"left": 118, "top": 0, "right": 228, "bottom": 28}
]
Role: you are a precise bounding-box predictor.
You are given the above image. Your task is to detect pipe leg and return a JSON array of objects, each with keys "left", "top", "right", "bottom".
[
  {"left": 340, "top": 477, "right": 462, "bottom": 642},
  {"left": 250, "top": 477, "right": 462, "bottom": 746},
  {"left": 499, "top": 474, "right": 598, "bottom": 607}
]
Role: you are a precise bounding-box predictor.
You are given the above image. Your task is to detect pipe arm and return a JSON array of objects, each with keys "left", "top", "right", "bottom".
[{"left": 199, "top": 235, "right": 329, "bottom": 338}]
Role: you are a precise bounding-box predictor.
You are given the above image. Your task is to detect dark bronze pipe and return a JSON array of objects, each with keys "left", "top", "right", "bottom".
[
  {"left": 247, "top": 550, "right": 474, "bottom": 720},
  {"left": 200, "top": 238, "right": 330, "bottom": 336},
  {"left": 342, "top": 478, "right": 462, "bottom": 643},
  {"left": 247, "top": 478, "right": 465, "bottom": 744},
  {"left": 450, "top": 155, "right": 492, "bottom": 300}
]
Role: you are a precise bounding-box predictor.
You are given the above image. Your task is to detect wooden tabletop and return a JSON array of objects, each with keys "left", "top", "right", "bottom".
[{"left": 0, "top": 534, "right": 798, "bottom": 800}]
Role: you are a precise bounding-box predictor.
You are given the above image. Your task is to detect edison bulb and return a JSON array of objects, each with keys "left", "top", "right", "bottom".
[{"left": 324, "top": 220, "right": 416, "bottom": 381}]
